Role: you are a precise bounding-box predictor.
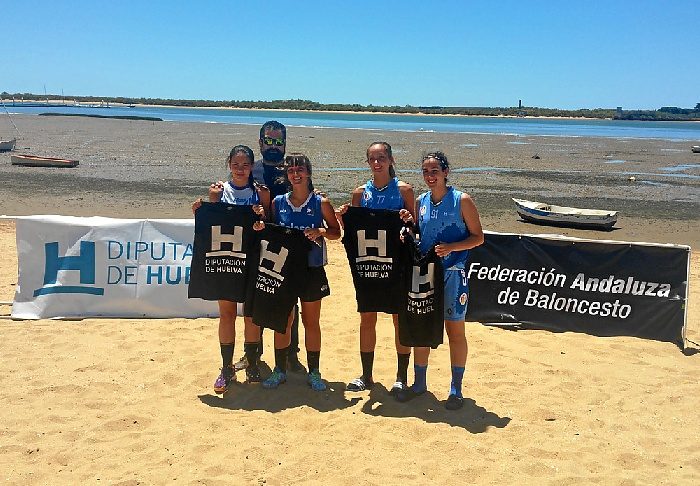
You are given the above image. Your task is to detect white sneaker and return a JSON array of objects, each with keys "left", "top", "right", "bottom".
[{"left": 233, "top": 355, "right": 248, "bottom": 372}]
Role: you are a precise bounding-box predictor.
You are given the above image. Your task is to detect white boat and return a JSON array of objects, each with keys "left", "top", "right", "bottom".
[
  {"left": 0, "top": 138, "right": 16, "bottom": 152},
  {"left": 512, "top": 198, "right": 618, "bottom": 230},
  {"left": 11, "top": 154, "right": 79, "bottom": 168},
  {"left": 692, "top": 145, "right": 700, "bottom": 153}
]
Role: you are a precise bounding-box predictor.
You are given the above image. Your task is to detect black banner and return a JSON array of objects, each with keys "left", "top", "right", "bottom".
[
  {"left": 466, "top": 233, "right": 689, "bottom": 346},
  {"left": 398, "top": 239, "right": 444, "bottom": 348},
  {"left": 188, "top": 203, "right": 258, "bottom": 302},
  {"left": 341, "top": 207, "right": 406, "bottom": 314},
  {"left": 246, "top": 224, "right": 310, "bottom": 333}
]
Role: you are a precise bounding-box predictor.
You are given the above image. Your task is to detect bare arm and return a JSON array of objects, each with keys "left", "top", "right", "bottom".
[
  {"left": 256, "top": 186, "right": 271, "bottom": 221},
  {"left": 350, "top": 186, "right": 365, "bottom": 207},
  {"left": 208, "top": 181, "right": 225, "bottom": 202},
  {"left": 305, "top": 197, "right": 341, "bottom": 241},
  {"left": 398, "top": 181, "right": 416, "bottom": 221},
  {"left": 336, "top": 186, "right": 365, "bottom": 228},
  {"left": 191, "top": 180, "right": 225, "bottom": 214},
  {"left": 254, "top": 196, "right": 275, "bottom": 231}
]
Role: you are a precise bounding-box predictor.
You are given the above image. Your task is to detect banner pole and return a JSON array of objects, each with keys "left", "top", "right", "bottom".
[{"left": 682, "top": 248, "right": 691, "bottom": 350}]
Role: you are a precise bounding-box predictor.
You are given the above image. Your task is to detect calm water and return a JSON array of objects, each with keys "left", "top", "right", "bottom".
[{"left": 6, "top": 104, "right": 700, "bottom": 141}]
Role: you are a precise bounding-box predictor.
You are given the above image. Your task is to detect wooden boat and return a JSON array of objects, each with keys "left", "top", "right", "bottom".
[
  {"left": 11, "top": 154, "right": 79, "bottom": 168},
  {"left": 512, "top": 198, "right": 618, "bottom": 230},
  {"left": 0, "top": 138, "right": 16, "bottom": 152},
  {"left": 692, "top": 145, "right": 700, "bottom": 153}
]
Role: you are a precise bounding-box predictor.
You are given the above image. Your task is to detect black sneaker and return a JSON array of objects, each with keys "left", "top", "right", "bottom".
[
  {"left": 445, "top": 394, "right": 464, "bottom": 410},
  {"left": 389, "top": 381, "right": 407, "bottom": 396},
  {"left": 287, "top": 353, "right": 304, "bottom": 373},
  {"left": 346, "top": 376, "right": 374, "bottom": 392},
  {"left": 395, "top": 385, "right": 426, "bottom": 403},
  {"left": 245, "top": 366, "right": 262, "bottom": 383}
]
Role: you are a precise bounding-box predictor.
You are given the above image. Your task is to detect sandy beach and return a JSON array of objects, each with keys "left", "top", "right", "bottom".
[{"left": 1, "top": 115, "right": 699, "bottom": 484}]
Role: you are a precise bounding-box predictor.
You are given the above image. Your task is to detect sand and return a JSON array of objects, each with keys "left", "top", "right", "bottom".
[{"left": 0, "top": 115, "right": 699, "bottom": 484}]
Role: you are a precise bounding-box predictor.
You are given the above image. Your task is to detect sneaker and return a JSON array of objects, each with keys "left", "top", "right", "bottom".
[
  {"left": 395, "top": 385, "right": 426, "bottom": 403},
  {"left": 346, "top": 376, "right": 373, "bottom": 392},
  {"left": 213, "top": 366, "right": 235, "bottom": 394},
  {"left": 287, "top": 353, "right": 304, "bottom": 373},
  {"left": 307, "top": 369, "right": 327, "bottom": 392},
  {"left": 262, "top": 367, "right": 287, "bottom": 389},
  {"left": 245, "top": 366, "right": 262, "bottom": 383},
  {"left": 233, "top": 355, "right": 248, "bottom": 372},
  {"left": 445, "top": 394, "right": 464, "bottom": 410},
  {"left": 389, "top": 381, "right": 407, "bottom": 396}
]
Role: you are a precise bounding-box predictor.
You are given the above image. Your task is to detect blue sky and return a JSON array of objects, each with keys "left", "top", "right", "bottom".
[{"left": 5, "top": 1, "right": 699, "bottom": 109}]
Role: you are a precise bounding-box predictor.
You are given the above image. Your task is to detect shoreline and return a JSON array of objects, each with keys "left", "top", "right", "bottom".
[
  {"left": 1, "top": 114, "right": 698, "bottom": 248},
  {"left": 6, "top": 98, "right": 700, "bottom": 123}
]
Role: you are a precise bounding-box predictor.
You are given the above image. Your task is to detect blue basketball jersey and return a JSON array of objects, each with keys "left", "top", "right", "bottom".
[
  {"left": 274, "top": 192, "right": 327, "bottom": 267},
  {"left": 360, "top": 177, "right": 404, "bottom": 210},
  {"left": 417, "top": 187, "right": 469, "bottom": 269},
  {"left": 221, "top": 181, "right": 260, "bottom": 206}
]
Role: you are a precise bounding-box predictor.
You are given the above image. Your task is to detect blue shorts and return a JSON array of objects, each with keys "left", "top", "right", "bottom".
[{"left": 444, "top": 268, "right": 469, "bottom": 321}]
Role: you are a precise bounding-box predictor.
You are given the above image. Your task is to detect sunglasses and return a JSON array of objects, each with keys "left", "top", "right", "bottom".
[{"left": 262, "top": 137, "right": 285, "bottom": 147}]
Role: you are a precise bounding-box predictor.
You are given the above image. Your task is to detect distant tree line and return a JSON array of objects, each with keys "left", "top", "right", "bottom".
[{"left": 2, "top": 92, "right": 698, "bottom": 121}]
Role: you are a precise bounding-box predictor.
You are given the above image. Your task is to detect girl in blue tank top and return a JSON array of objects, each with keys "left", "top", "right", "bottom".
[
  {"left": 337, "top": 141, "right": 417, "bottom": 395},
  {"left": 417, "top": 187, "right": 470, "bottom": 269},
  {"left": 274, "top": 191, "right": 326, "bottom": 267},
  {"left": 256, "top": 153, "right": 341, "bottom": 393},
  {"left": 398, "top": 151, "right": 484, "bottom": 411},
  {"left": 190, "top": 144, "right": 271, "bottom": 395},
  {"left": 361, "top": 175, "right": 404, "bottom": 210}
]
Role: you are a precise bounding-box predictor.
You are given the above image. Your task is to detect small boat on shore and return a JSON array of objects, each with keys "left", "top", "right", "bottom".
[
  {"left": 0, "top": 138, "right": 16, "bottom": 152},
  {"left": 11, "top": 154, "right": 79, "bottom": 168},
  {"left": 692, "top": 145, "right": 700, "bottom": 153},
  {"left": 512, "top": 198, "right": 618, "bottom": 230}
]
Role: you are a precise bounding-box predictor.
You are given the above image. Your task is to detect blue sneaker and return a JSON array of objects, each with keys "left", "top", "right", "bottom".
[
  {"left": 262, "top": 367, "right": 287, "bottom": 389},
  {"left": 307, "top": 369, "right": 327, "bottom": 391}
]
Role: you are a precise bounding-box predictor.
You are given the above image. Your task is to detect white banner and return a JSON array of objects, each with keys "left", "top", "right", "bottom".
[{"left": 12, "top": 215, "right": 219, "bottom": 319}]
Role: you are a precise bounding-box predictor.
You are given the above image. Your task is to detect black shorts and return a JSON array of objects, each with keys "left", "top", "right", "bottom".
[{"left": 299, "top": 266, "right": 331, "bottom": 302}]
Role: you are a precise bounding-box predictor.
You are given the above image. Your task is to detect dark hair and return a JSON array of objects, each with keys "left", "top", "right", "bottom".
[
  {"left": 227, "top": 144, "right": 256, "bottom": 188},
  {"left": 366, "top": 141, "right": 396, "bottom": 178},
  {"left": 422, "top": 151, "right": 450, "bottom": 171},
  {"left": 259, "top": 120, "right": 287, "bottom": 140},
  {"left": 279, "top": 152, "right": 314, "bottom": 192}
]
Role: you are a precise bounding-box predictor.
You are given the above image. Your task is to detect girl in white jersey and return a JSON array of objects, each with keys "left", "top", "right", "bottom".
[
  {"left": 337, "top": 142, "right": 416, "bottom": 395},
  {"left": 255, "top": 153, "right": 341, "bottom": 391},
  {"left": 399, "top": 151, "right": 484, "bottom": 410},
  {"left": 192, "top": 145, "right": 270, "bottom": 394}
]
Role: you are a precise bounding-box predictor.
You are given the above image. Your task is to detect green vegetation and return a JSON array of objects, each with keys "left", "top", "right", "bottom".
[{"left": 2, "top": 92, "right": 699, "bottom": 121}]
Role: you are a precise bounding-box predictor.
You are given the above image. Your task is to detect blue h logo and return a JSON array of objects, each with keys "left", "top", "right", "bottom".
[{"left": 33, "top": 241, "right": 105, "bottom": 296}]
